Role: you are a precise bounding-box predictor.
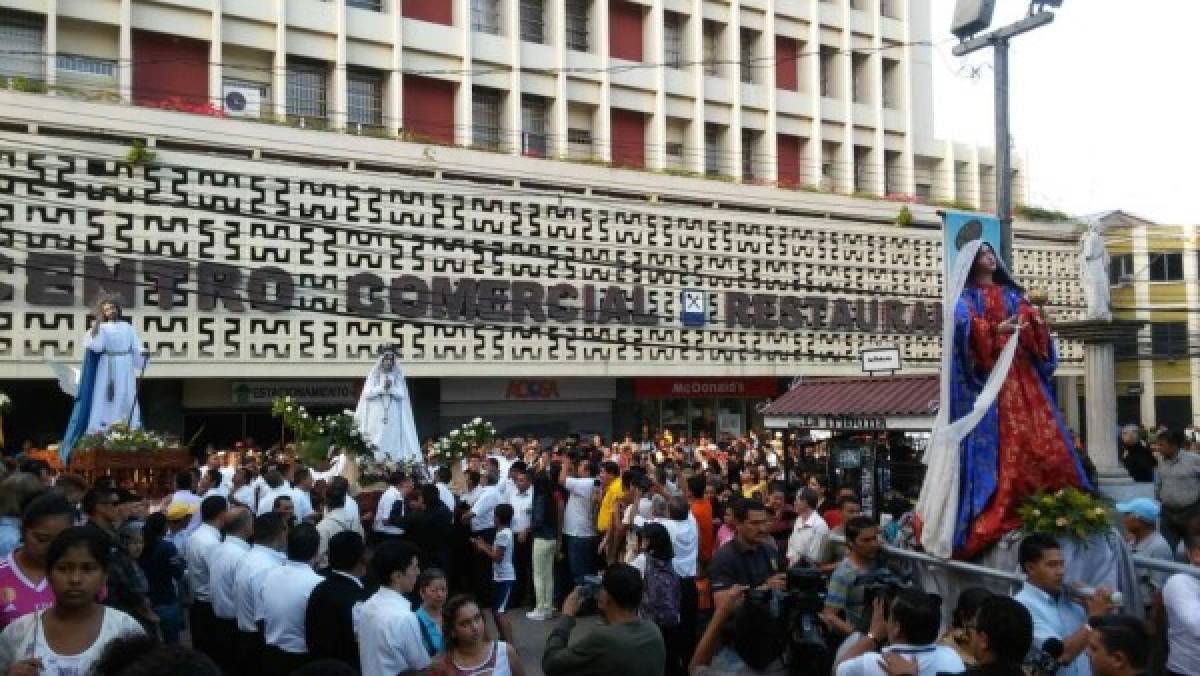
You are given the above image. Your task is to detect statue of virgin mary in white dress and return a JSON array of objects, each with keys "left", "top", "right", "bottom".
[{"left": 353, "top": 349, "right": 421, "bottom": 464}]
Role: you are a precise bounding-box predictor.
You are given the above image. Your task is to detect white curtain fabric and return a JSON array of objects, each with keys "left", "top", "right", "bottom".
[{"left": 916, "top": 239, "right": 1022, "bottom": 558}]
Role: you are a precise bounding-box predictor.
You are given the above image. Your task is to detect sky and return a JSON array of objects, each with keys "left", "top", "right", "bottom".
[{"left": 930, "top": 0, "right": 1198, "bottom": 224}]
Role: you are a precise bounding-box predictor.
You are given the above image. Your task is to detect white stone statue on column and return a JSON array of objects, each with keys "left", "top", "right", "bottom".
[{"left": 1079, "top": 223, "right": 1112, "bottom": 320}]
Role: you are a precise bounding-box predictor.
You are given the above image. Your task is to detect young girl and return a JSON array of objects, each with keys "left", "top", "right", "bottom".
[
  {"left": 435, "top": 595, "right": 525, "bottom": 676},
  {"left": 0, "top": 494, "right": 73, "bottom": 632},
  {"left": 715, "top": 504, "right": 737, "bottom": 549},
  {"left": 0, "top": 527, "right": 143, "bottom": 675}
]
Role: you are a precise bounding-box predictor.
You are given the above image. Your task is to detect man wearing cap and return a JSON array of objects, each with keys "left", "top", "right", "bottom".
[
  {"left": 1116, "top": 498, "right": 1174, "bottom": 612},
  {"left": 165, "top": 501, "right": 196, "bottom": 555}
]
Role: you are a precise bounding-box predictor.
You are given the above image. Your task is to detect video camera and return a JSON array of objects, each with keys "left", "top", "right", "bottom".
[
  {"left": 858, "top": 566, "right": 912, "bottom": 632},
  {"left": 744, "top": 564, "right": 831, "bottom": 676}
]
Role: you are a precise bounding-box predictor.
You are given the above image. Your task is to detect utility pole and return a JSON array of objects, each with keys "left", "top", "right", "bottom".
[{"left": 952, "top": 7, "right": 1056, "bottom": 267}]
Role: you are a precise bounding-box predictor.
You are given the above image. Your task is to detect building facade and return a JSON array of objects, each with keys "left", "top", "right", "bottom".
[
  {"left": 0, "top": 0, "right": 1020, "bottom": 208},
  {"left": 1100, "top": 211, "right": 1200, "bottom": 430},
  {"left": 0, "top": 0, "right": 1066, "bottom": 450}
]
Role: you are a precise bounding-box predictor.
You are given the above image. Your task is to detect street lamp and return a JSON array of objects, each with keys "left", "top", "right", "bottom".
[{"left": 950, "top": 1, "right": 1062, "bottom": 267}]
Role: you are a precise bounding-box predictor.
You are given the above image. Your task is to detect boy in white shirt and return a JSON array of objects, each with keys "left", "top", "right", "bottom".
[{"left": 473, "top": 502, "right": 516, "bottom": 646}]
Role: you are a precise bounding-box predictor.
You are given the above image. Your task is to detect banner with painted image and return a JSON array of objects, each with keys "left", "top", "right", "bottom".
[{"left": 942, "top": 210, "right": 1003, "bottom": 276}]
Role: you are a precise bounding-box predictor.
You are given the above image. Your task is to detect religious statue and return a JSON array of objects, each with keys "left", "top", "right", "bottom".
[
  {"left": 60, "top": 295, "right": 148, "bottom": 460},
  {"left": 354, "top": 348, "right": 421, "bottom": 464},
  {"left": 1079, "top": 222, "right": 1112, "bottom": 320},
  {"left": 917, "top": 240, "right": 1093, "bottom": 559}
]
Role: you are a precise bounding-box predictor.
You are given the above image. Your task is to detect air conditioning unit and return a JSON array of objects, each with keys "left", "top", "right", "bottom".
[{"left": 222, "top": 83, "right": 262, "bottom": 118}]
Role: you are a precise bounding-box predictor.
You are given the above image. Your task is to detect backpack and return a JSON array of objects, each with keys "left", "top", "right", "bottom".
[{"left": 640, "top": 557, "right": 681, "bottom": 628}]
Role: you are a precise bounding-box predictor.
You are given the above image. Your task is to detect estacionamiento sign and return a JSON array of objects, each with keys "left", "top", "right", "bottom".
[
  {"left": 13, "top": 253, "right": 942, "bottom": 336},
  {"left": 232, "top": 381, "right": 356, "bottom": 406}
]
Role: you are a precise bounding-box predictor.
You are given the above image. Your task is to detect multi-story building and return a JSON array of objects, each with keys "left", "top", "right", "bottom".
[
  {"left": 1098, "top": 211, "right": 1200, "bottom": 429},
  {"left": 0, "top": 0, "right": 1063, "bottom": 451},
  {"left": 0, "top": 0, "right": 1020, "bottom": 208}
]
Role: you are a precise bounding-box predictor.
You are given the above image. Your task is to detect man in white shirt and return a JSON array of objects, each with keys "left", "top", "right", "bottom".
[
  {"left": 233, "top": 512, "right": 288, "bottom": 674},
  {"left": 1163, "top": 528, "right": 1200, "bottom": 675},
  {"left": 834, "top": 588, "right": 966, "bottom": 676},
  {"left": 184, "top": 494, "right": 228, "bottom": 663},
  {"left": 786, "top": 487, "right": 830, "bottom": 567},
  {"left": 259, "top": 523, "right": 323, "bottom": 675},
  {"left": 255, "top": 469, "right": 290, "bottom": 516},
  {"left": 289, "top": 468, "right": 315, "bottom": 522},
  {"left": 435, "top": 466, "right": 456, "bottom": 513},
  {"left": 373, "top": 470, "right": 412, "bottom": 540},
  {"left": 357, "top": 540, "right": 430, "bottom": 676},
  {"left": 559, "top": 458, "right": 600, "bottom": 586},
  {"left": 206, "top": 505, "right": 253, "bottom": 674},
  {"left": 508, "top": 466, "right": 535, "bottom": 609}
]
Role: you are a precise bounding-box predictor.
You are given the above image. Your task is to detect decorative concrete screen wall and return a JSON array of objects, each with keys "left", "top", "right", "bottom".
[{"left": 0, "top": 141, "right": 1083, "bottom": 378}]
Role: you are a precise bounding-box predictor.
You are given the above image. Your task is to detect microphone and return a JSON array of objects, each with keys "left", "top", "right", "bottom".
[
  {"left": 1069, "top": 585, "right": 1124, "bottom": 607},
  {"left": 1043, "top": 638, "right": 1064, "bottom": 661}
]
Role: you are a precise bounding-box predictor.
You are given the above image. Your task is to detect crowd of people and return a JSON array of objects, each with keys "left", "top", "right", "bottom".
[{"left": 0, "top": 424, "right": 1196, "bottom": 676}]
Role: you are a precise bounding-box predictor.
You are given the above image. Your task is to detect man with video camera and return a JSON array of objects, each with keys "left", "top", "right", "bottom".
[
  {"left": 821, "top": 516, "right": 886, "bottom": 643},
  {"left": 833, "top": 588, "right": 965, "bottom": 676}
]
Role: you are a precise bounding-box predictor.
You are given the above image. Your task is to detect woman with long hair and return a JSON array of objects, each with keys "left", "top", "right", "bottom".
[
  {"left": 435, "top": 595, "right": 525, "bottom": 676},
  {"left": 415, "top": 568, "right": 449, "bottom": 657},
  {"left": 0, "top": 527, "right": 143, "bottom": 675},
  {"left": 0, "top": 493, "right": 73, "bottom": 631},
  {"left": 138, "top": 511, "right": 186, "bottom": 644}
]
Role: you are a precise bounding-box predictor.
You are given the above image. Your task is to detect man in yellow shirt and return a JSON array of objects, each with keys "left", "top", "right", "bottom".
[{"left": 596, "top": 461, "right": 624, "bottom": 562}]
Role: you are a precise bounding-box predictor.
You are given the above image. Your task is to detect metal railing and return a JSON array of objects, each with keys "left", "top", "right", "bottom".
[{"left": 830, "top": 535, "right": 1200, "bottom": 583}]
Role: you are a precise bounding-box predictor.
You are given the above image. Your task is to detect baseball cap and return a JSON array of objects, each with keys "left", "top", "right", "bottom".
[
  {"left": 165, "top": 502, "right": 197, "bottom": 521},
  {"left": 1115, "top": 497, "right": 1160, "bottom": 523}
]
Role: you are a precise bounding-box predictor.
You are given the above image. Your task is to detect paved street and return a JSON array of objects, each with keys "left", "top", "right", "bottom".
[{"left": 506, "top": 611, "right": 603, "bottom": 676}]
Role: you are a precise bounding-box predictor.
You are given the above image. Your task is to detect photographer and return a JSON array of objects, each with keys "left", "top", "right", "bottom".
[
  {"left": 689, "top": 586, "right": 786, "bottom": 675},
  {"left": 822, "top": 516, "right": 884, "bottom": 641},
  {"left": 833, "top": 589, "right": 964, "bottom": 676},
  {"left": 708, "top": 499, "right": 787, "bottom": 594}
]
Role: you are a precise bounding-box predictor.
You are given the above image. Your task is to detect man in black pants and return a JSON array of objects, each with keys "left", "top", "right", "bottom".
[
  {"left": 184, "top": 495, "right": 228, "bottom": 663},
  {"left": 305, "top": 531, "right": 372, "bottom": 672}
]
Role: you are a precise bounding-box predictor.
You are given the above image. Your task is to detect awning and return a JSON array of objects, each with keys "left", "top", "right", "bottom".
[{"left": 763, "top": 375, "right": 939, "bottom": 431}]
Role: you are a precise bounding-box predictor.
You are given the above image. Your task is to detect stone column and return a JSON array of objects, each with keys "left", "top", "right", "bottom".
[{"left": 1058, "top": 319, "right": 1151, "bottom": 501}]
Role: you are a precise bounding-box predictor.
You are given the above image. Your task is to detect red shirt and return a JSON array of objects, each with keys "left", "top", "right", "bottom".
[{"left": 689, "top": 499, "right": 715, "bottom": 564}]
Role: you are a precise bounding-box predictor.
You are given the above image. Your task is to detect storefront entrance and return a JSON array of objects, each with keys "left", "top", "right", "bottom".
[{"left": 633, "top": 377, "right": 782, "bottom": 441}]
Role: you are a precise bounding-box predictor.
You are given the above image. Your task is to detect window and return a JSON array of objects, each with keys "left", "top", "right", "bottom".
[
  {"left": 852, "top": 52, "right": 870, "bottom": 103},
  {"left": 57, "top": 54, "right": 117, "bottom": 78},
  {"left": 849, "top": 0, "right": 865, "bottom": 9},
  {"left": 520, "top": 0, "right": 545, "bottom": 43},
  {"left": 1151, "top": 322, "right": 1190, "bottom": 359},
  {"left": 1109, "top": 254, "right": 1135, "bottom": 285},
  {"left": 915, "top": 183, "right": 932, "bottom": 201},
  {"left": 472, "top": 88, "right": 502, "bottom": 150},
  {"left": 740, "top": 29, "right": 758, "bottom": 84},
  {"left": 666, "top": 141, "right": 684, "bottom": 161},
  {"left": 565, "top": 0, "right": 590, "bottom": 51},
  {"left": 663, "top": 12, "right": 683, "bottom": 69},
  {"left": 853, "top": 146, "right": 870, "bottom": 192},
  {"left": 882, "top": 58, "right": 900, "bottom": 109},
  {"left": 1148, "top": 252, "right": 1184, "bottom": 282},
  {"left": 820, "top": 46, "right": 838, "bottom": 97},
  {"left": 286, "top": 60, "right": 328, "bottom": 120},
  {"left": 703, "top": 21, "right": 721, "bottom": 77},
  {"left": 567, "top": 128, "right": 593, "bottom": 156},
  {"left": 347, "top": 70, "right": 383, "bottom": 128},
  {"left": 1114, "top": 337, "right": 1138, "bottom": 359},
  {"left": 347, "top": 0, "right": 383, "bottom": 10},
  {"left": 704, "top": 124, "right": 722, "bottom": 176},
  {"left": 472, "top": 0, "right": 501, "bottom": 35},
  {"left": 881, "top": 0, "right": 901, "bottom": 19},
  {"left": 521, "top": 94, "right": 548, "bottom": 157},
  {"left": 741, "top": 129, "right": 759, "bottom": 180},
  {"left": 0, "top": 10, "right": 44, "bottom": 82}
]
